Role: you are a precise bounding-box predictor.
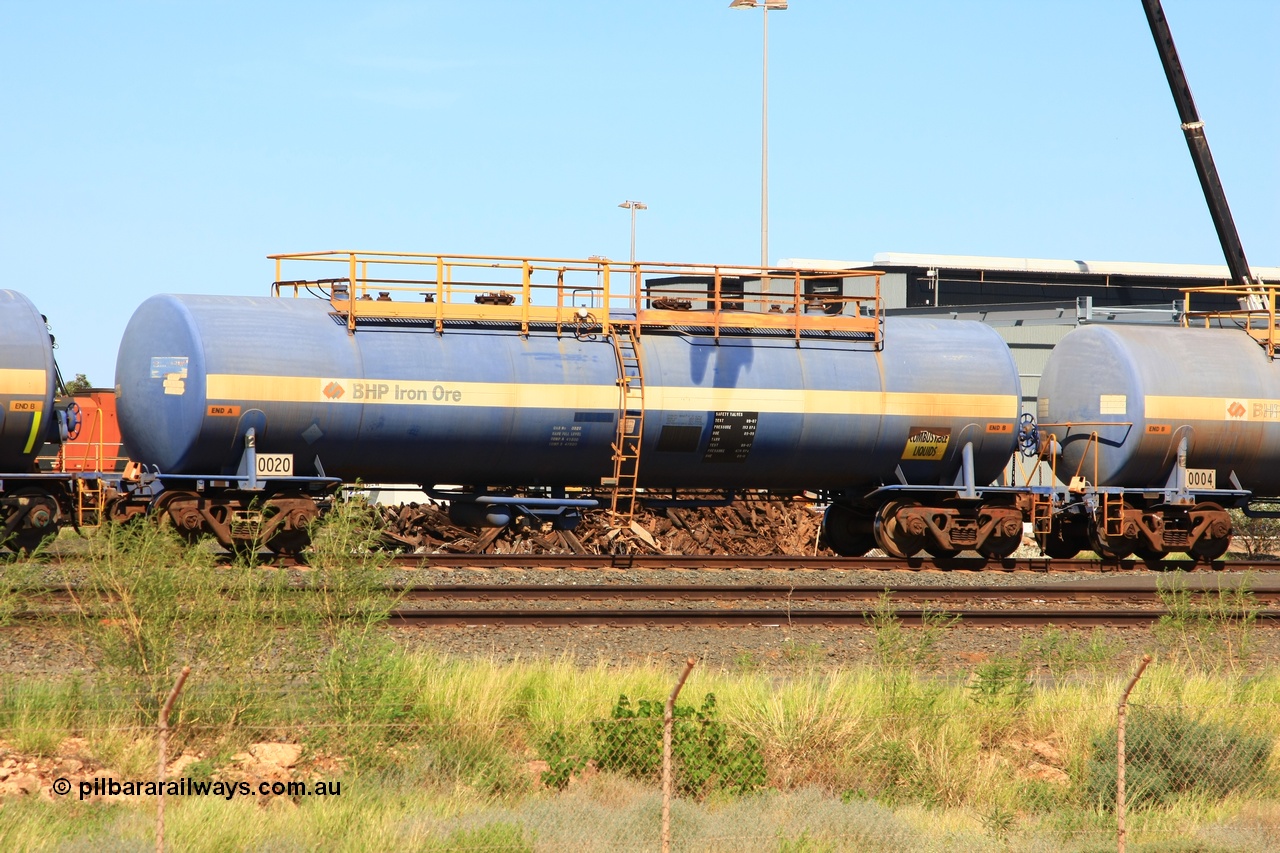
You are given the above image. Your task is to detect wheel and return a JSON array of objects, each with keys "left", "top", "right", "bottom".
[
  {"left": 977, "top": 534, "right": 1021, "bottom": 560},
  {"left": 1042, "top": 528, "right": 1084, "bottom": 559},
  {"left": 1188, "top": 537, "right": 1230, "bottom": 562},
  {"left": 1041, "top": 515, "right": 1089, "bottom": 559},
  {"left": 106, "top": 496, "right": 145, "bottom": 526},
  {"left": 873, "top": 501, "right": 925, "bottom": 559},
  {"left": 1088, "top": 525, "right": 1133, "bottom": 561},
  {"left": 976, "top": 508, "right": 1024, "bottom": 560},
  {"left": 1088, "top": 500, "right": 1140, "bottom": 561},
  {"left": 821, "top": 505, "right": 874, "bottom": 556},
  {"left": 1186, "top": 502, "right": 1231, "bottom": 563},
  {"left": 6, "top": 489, "right": 60, "bottom": 554},
  {"left": 264, "top": 493, "right": 319, "bottom": 556},
  {"left": 9, "top": 529, "right": 48, "bottom": 554},
  {"left": 152, "top": 491, "right": 205, "bottom": 543},
  {"left": 1132, "top": 542, "right": 1170, "bottom": 568}
]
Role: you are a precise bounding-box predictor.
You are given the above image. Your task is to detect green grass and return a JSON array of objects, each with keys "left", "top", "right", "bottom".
[
  {"left": 1155, "top": 572, "right": 1261, "bottom": 669},
  {"left": 3, "top": 648, "right": 1280, "bottom": 849},
  {"left": 3, "top": 527, "right": 1280, "bottom": 849},
  {"left": 1, "top": 772, "right": 1278, "bottom": 851}
]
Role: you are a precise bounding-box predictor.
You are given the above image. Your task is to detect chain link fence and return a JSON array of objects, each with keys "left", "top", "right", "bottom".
[{"left": 3, "top": 676, "right": 1280, "bottom": 850}]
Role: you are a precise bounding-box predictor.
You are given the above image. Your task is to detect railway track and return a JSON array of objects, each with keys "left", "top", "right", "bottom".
[
  {"left": 388, "top": 581, "right": 1280, "bottom": 629},
  {"left": 396, "top": 582, "right": 1280, "bottom": 604},
  {"left": 383, "top": 554, "right": 1272, "bottom": 572},
  {"left": 390, "top": 608, "right": 1280, "bottom": 628},
  {"left": 21, "top": 578, "right": 1275, "bottom": 629},
  {"left": 41, "top": 552, "right": 1280, "bottom": 574}
]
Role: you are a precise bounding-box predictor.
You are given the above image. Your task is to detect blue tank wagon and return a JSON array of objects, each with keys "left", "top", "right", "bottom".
[
  {"left": 1036, "top": 321, "right": 1268, "bottom": 560},
  {"left": 114, "top": 252, "right": 1024, "bottom": 557}
]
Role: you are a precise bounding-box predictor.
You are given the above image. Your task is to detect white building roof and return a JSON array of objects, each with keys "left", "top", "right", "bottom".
[{"left": 780, "top": 252, "right": 1280, "bottom": 281}]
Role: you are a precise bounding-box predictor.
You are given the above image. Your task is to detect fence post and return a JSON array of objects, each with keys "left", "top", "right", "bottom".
[
  {"left": 1117, "top": 654, "right": 1152, "bottom": 853},
  {"left": 156, "top": 666, "right": 192, "bottom": 853},
  {"left": 662, "top": 657, "right": 696, "bottom": 853}
]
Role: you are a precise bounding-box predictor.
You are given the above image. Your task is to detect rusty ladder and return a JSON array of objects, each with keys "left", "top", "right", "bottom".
[
  {"left": 68, "top": 407, "right": 107, "bottom": 529},
  {"left": 1102, "top": 492, "right": 1126, "bottom": 538},
  {"left": 1030, "top": 492, "right": 1054, "bottom": 536},
  {"left": 607, "top": 325, "right": 645, "bottom": 529},
  {"left": 75, "top": 477, "right": 104, "bottom": 529}
]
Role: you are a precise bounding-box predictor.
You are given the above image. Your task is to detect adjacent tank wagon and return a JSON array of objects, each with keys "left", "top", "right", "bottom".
[
  {"left": 1037, "top": 322, "right": 1264, "bottom": 560},
  {"left": 0, "top": 290, "right": 93, "bottom": 550},
  {"left": 0, "top": 290, "right": 56, "bottom": 473}
]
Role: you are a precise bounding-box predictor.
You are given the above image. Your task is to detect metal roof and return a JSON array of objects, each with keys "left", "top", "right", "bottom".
[{"left": 779, "top": 252, "right": 1280, "bottom": 281}]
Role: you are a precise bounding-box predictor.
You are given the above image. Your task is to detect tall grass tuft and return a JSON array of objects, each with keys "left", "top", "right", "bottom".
[
  {"left": 0, "top": 559, "right": 38, "bottom": 627},
  {"left": 75, "top": 519, "right": 309, "bottom": 745},
  {"left": 299, "top": 491, "right": 401, "bottom": 631},
  {"left": 1155, "top": 571, "right": 1259, "bottom": 669},
  {"left": 865, "top": 591, "right": 956, "bottom": 717},
  {"left": 76, "top": 520, "right": 218, "bottom": 714},
  {"left": 0, "top": 678, "right": 86, "bottom": 756}
]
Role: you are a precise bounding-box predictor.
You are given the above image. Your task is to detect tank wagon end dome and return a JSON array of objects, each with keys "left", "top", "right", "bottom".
[{"left": 0, "top": 290, "right": 57, "bottom": 471}]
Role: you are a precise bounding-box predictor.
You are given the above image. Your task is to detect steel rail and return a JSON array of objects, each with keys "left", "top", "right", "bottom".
[
  {"left": 23, "top": 579, "right": 1272, "bottom": 628},
  {"left": 23, "top": 580, "right": 1279, "bottom": 602},
  {"left": 387, "top": 554, "right": 1267, "bottom": 572},
  {"left": 398, "top": 583, "right": 1280, "bottom": 603},
  {"left": 390, "top": 608, "right": 1280, "bottom": 628}
]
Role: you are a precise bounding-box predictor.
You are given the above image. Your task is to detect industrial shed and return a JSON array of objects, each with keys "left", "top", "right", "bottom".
[{"left": 780, "top": 252, "right": 1280, "bottom": 409}]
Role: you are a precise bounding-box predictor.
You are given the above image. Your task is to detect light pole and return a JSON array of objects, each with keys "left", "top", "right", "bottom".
[
  {"left": 729, "top": 0, "right": 786, "bottom": 270},
  {"left": 618, "top": 200, "right": 647, "bottom": 263}
]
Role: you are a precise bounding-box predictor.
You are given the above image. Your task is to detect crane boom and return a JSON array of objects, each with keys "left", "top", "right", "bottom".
[{"left": 1141, "top": 0, "right": 1258, "bottom": 287}]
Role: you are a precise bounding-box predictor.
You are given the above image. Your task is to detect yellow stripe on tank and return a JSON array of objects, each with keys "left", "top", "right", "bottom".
[
  {"left": 0, "top": 368, "right": 48, "bottom": 396},
  {"left": 205, "top": 374, "right": 1018, "bottom": 418},
  {"left": 648, "top": 388, "right": 1017, "bottom": 418},
  {"left": 205, "top": 375, "right": 620, "bottom": 410},
  {"left": 22, "top": 412, "right": 42, "bottom": 454},
  {"left": 1145, "top": 396, "right": 1280, "bottom": 423}
]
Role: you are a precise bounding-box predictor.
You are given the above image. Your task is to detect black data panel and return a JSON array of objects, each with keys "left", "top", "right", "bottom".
[{"left": 702, "top": 411, "right": 758, "bottom": 463}]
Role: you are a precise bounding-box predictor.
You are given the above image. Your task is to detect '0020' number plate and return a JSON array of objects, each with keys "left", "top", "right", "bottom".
[{"left": 255, "top": 454, "right": 294, "bottom": 477}]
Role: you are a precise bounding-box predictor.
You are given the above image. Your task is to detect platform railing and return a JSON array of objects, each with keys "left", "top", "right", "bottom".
[
  {"left": 1181, "top": 283, "right": 1280, "bottom": 358},
  {"left": 269, "top": 251, "right": 882, "bottom": 343}
]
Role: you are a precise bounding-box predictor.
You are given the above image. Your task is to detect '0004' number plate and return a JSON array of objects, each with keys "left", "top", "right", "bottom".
[{"left": 1182, "top": 468, "right": 1216, "bottom": 490}]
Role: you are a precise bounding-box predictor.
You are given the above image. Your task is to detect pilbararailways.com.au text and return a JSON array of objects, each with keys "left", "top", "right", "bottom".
[{"left": 57, "top": 777, "right": 342, "bottom": 801}]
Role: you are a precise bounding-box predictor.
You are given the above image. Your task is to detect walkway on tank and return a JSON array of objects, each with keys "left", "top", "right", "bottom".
[{"left": 268, "top": 250, "right": 885, "bottom": 342}]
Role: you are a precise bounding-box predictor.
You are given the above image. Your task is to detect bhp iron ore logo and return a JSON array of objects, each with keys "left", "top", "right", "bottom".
[
  {"left": 1227, "top": 401, "right": 1246, "bottom": 419},
  {"left": 323, "top": 382, "right": 345, "bottom": 400}
]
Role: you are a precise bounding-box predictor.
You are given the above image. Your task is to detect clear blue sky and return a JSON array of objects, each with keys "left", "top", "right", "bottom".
[{"left": 2, "top": 1, "right": 1276, "bottom": 382}]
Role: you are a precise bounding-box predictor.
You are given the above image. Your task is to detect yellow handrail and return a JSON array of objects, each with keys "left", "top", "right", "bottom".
[
  {"left": 1181, "top": 282, "right": 1280, "bottom": 358},
  {"left": 268, "top": 250, "right": 883, "bottom": 343}
]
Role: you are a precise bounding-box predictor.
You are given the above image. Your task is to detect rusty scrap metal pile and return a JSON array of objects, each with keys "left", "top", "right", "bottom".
[{"left": 377, "top": 500, "right": 831, "bottom": 556}]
